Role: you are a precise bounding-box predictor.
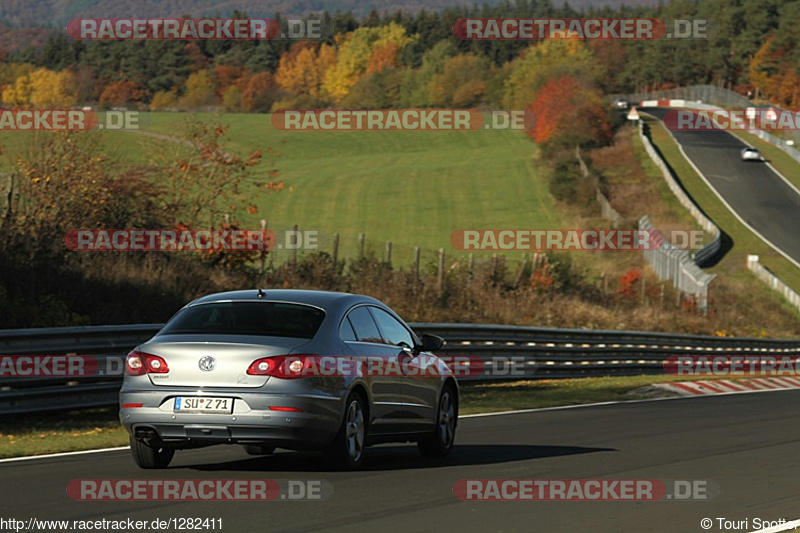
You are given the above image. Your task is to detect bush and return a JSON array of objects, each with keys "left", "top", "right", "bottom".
[{"left": 548, "top": 157, "right": 580, "bottom": 202}]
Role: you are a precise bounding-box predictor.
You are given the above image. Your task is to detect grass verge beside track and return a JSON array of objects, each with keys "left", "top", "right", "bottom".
[{"left": 0, "top": 374, "right": 750, "bottom": 459}]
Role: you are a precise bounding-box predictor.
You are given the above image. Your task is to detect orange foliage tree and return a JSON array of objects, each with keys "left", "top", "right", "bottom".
[
  {"left": 99, "top": 80, "right": 145, "bottom": 107},
  {"left": 428, "top": 53, "right": 489, "bottom": 108},
  {"left": 275, "top": 41, "right": 336, "bottom": 100},
  {"left": 241, "top": 71, "right": 279, "bottom": 112},
  {"left": 526, "top": 76, "right": 612, "bottom": 151},
  {"left": 749, "top": 36, "right": 800, "bottom": 106}
]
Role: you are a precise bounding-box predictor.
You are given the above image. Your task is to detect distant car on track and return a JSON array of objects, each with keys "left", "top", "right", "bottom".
[
  {"left": 120, "top": 289, "right": 457, "bottom": 470},
  {"left": 740, "top": 147, "right": 762, "bottom": 161},
  {"left": 613, "top": 98, "right": 629, "bottom": 110}
]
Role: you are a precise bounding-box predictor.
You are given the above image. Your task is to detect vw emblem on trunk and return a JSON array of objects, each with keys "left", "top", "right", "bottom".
[{"left": 198, "top": 356, "right": 216, "bottom": 372}]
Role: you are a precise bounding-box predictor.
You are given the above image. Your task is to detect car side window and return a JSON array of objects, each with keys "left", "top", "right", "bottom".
[
  {"left": 339, "top": 316, "right": 357, "bottom": 342},
  {"left": 346, "top": 306, "right": 383, "bottom": 343},
  {"left": 369, "top": 307, "right": 414, "bottom": 348}
]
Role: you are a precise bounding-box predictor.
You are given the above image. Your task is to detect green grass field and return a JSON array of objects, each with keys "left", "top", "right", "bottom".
[{"left": 0, "top": 113, "right": 561, "bottom": 263}]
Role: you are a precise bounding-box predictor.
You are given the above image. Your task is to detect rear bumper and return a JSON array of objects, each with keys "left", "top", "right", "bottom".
[{"left": 119, "top": 388, "right": 344, "bottom": 450}]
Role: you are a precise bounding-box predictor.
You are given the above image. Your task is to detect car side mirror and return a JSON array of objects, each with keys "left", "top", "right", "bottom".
[{"left": 420, "top": 334, "right": 445, "bottom": 353}]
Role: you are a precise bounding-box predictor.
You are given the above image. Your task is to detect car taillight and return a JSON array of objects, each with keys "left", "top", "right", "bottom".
[
  {"left": 246, "top": 355, "right": 313, "bottom": 379},
  {"left": 125, "top": 350, "right": 169, "bottom": 376}
]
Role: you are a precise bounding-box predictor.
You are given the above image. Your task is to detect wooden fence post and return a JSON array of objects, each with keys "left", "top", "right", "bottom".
[
  {"left": 260, "top": 219, "right": 267, "bottom": 273},
  {"left": 514, "top": 254, "right": 529, "bottom": 288},
  {"left": 437, "top": 248, "right": 445, "bottom": 293},
  {"left": 291, "top": 224, "right": 298, "bottom": 263},
  {"left": 332, "top": 233, "right": 339, "bottom": 265}
]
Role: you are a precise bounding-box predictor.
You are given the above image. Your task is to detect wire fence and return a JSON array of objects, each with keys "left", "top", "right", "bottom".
[{"left": 639, "top": 215, "right": 715, "bottom": 312}]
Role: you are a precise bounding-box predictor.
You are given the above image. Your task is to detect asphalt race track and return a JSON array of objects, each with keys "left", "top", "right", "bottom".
[
  {"left": 2, "top": 391, "right": 798, "bottom": 532},
  {"left": 645, "top": 107, "right": 800, "bottom": 265}
]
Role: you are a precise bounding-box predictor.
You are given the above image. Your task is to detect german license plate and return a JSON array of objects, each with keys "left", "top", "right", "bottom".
[{"left": 174, "top": 397, "right": 232, "bottom": 413}]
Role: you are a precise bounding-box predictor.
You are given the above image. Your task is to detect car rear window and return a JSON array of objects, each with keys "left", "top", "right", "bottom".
[{"left": 158, "top": 302, "right": 325, "bottom": 339}]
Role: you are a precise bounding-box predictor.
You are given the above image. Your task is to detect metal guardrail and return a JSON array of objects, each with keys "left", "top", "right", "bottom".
[{"left": 1, "top": 324, "right": 799, "bottom": 415}]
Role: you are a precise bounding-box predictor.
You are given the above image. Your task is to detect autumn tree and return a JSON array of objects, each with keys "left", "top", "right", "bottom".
[
  {"left": 340, "top": 67, "right": 407, "bottom": 108},
  {"left": 2, "top": 67, "right": 77, "bottom": 108},
  {"left": 178, "top": 70, "right": 216, "bottom": 109},
  {"left": 749, "top": 35, "right": 800, "bottom": 106},
  {"left": 213, "top": 65, "right": 246, "bottom": 98},
  {"left": 274, "top": 41, "right": 336, "bottom": 100},
  {"left": 526, "top": 76, "right": 612, "bottom": 152},
  {"left": 221, "top": 85, "right": 243, "bottom": 112},
  {"left": 429, "top": 53, "right": 490, "bottom": 108},
  {"left": 241, "top": 71, "right": 279, "bottom": 112},
  {"left": 152, "top": 120, "right": 267, "bottom": 228},
  {"left": 150, "top": 89, "right": 179, "bottom": 110},
  {"left": 99, "top": 80, "right": 145, "bottom": 107},
  {"left": 399, "top": 40, "right": 458, "bottom": 107},
  {"left": 11, "top": 131, "right": 162, "bottom": 236},
  {"left": 323, "top": 23, "right": 416, "bottom": 101},
  {"left": 502, "top": 39, "right": 602, "bottom": 111}
]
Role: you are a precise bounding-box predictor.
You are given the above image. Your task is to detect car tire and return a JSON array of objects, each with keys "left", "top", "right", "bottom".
[
  {"left": 243, "top": 445, "right": 275, "bottom": 456},
  {"left": 129, "top": 435, "right": 175, "bottom": 469},
  {"left": 324, "top": 391, "right": 367, "bottom": 470},
  {"left": 418, "top": 384, "right": 457, "bottom": 458}
]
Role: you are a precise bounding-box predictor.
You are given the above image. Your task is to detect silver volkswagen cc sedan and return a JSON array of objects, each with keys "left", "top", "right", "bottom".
[{"left": 120, "top": 289, "right": 457, "bottom": 470}]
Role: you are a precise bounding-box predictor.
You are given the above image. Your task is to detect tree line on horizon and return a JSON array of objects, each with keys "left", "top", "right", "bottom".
[{"left": 0, "top": 0, "right": 797, "bottom": 147}]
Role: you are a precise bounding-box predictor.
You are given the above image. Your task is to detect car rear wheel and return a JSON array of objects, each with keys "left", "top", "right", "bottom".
[
  {"left": 129, "top": 435, "right": 175, "bottom": 469},
  {"left": 418, "top": 385, "right": 457, "bottom": 458},
  {"left": 324, "top": 392, "right": 366, "bottom": 470},
  {"left": 243, "top": 445, "right": 275, "bottom": 456}
]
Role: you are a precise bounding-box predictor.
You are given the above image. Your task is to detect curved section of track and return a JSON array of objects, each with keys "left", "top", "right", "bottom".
[{"left": 646, "top": 107, "right": 800, "bottom": 265}]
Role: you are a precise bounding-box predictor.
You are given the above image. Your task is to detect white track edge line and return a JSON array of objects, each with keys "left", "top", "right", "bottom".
[{"left": 0, "top": 446, "right": 130, "bottom": 464}]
